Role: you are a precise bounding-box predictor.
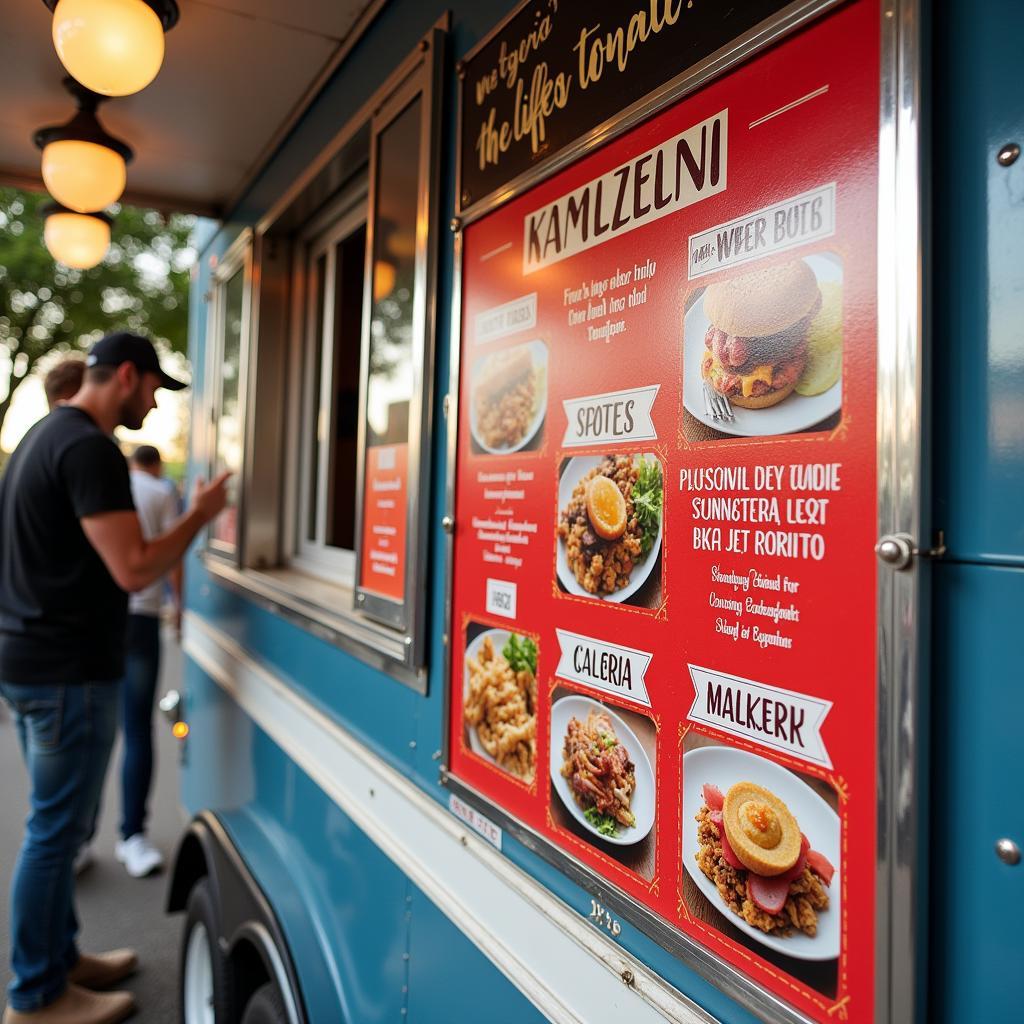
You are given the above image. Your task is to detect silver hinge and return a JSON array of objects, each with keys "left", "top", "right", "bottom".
[{"left": 875, "top": 530, "right": 946, "bottom": 571}]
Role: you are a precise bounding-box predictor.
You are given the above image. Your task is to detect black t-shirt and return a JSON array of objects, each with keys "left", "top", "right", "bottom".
[{"left": 0, "top": 407, "right": 135, "bottom": 683}]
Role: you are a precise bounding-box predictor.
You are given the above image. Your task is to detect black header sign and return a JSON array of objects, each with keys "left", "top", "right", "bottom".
[{"left": 458, "top": 0, "right": 798, "bottom": 210}]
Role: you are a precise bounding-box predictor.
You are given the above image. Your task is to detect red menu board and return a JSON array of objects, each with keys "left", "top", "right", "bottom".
[
  {"left": 359, "top": 442, "right": 408, "bottom": 601},
  {"left": 449, "top": 3, "right": 879, "bottom": 1020}
]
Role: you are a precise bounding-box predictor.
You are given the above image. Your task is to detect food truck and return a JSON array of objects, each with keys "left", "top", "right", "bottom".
[{"left": 156, "top": 0, "right": 1021, "bottom": 1021}]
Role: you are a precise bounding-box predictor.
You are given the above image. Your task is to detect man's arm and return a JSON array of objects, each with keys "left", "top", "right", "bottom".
[{"left": 81, "top": 472, "right": 230, "bottom": 593}]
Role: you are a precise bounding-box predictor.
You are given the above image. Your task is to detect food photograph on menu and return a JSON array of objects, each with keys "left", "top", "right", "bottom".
[
  {"left": 549, "top": 689, "right": 656, "bottom": 880},
  {"left": 470, "top": 340, "right": 548, "bottom": 454},
  {"left": 682, "top": 733, "right": 841, "bottom": 996},
  {"left": 682, "top": 253, "right": 844, "bottom": 442},
  {"left": 555, "top": 453, "right": 664, "bottom": 608},
  {"left": 463, "top": 621, "right": 539, "bottom": 784}
]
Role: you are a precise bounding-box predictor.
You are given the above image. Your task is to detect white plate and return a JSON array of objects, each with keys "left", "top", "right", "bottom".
[
  {"left": 463, "top": 628, "right": 534, "bottom": 771},
  {"left": 683, "top": 253, "right": 842, "bottom": 438},
  {"left": 550, "top": 694, "right": 655, "bottom": 846},
  {"left": 556, "top": 454, "right": 663, "bottom": 604},
  {"left": 470, "top": 340, "right": 548, "bottom": 454},
  {"left": 682, "top": 745, "right": 840, "bottom": 961}
]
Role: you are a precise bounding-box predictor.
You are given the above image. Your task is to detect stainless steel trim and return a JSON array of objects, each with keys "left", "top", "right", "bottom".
[
  {"left": 875, "top": 2, "right": 925, "bottom": 1024},
  {"left": 353, "top": 23, "right": 446, "bottom": 668},
  {"left": 455, "top": 0, "right": 844, "bottom": 219}
]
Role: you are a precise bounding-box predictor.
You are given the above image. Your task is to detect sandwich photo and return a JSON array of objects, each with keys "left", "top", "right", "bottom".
[
  {"left": 682, "top": 252, "right": 844, "bottom": 440},
  {"left": 700, "top": 259, "right": 821, "bottom": 410}
]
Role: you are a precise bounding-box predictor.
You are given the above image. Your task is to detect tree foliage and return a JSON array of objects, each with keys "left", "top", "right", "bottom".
[{"left": 0, "top": 186, "right": 195, "bottom": 438}]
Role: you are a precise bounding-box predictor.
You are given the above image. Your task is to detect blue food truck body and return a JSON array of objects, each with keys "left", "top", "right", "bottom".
[{"left": 165, "top": 1, "right": 1024, "bottom": 1022}]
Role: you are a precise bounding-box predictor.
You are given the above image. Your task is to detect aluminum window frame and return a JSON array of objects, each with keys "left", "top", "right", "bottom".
[
  {"left": 205, "top": 228, "right": 253, "bottom": 562},
  {"left": 351, "top": 25, "right": 446, "bottom": 668}
]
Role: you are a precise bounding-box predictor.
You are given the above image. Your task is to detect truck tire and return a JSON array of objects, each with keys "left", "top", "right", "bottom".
[
  {"left": 240, "top": 982, "right": 288, "bottom": 1024},
  {"left": 179, "top": 878, "right": 234, "bottom": 1024}
]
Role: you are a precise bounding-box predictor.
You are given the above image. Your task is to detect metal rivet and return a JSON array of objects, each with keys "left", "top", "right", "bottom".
[
  {"left": 441, "top": 515, "right": 454, "bottom": 534},
  {"left": 449, "top": 217, "right": 461, "bottom": 233},
  {"left": 997, "top": 143, "right": 1020, "bottom": 167},
  {"left": 460, "top": 835, "right": 468, "bottom": 847},
  {"left": 996, "top": 838, "right": 1021, "bottom": 865},
  {"left": 409, "top": 740, "right": 417, "bottom": 749},
  {"left": 621, "top": 969, "right": 635, "bottom": 987},
  {"left": 875, "top": 533, "right": 914, "bottom": 570}
]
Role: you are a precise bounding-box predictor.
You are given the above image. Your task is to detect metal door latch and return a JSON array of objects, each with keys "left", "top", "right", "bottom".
[{"left": 875, "top": 531, "right": 946, "bottom": 571}]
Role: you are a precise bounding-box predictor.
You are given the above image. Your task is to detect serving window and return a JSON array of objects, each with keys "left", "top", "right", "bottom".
[{"left": 201, "top": 25, "right": 446, "bottom": 686}]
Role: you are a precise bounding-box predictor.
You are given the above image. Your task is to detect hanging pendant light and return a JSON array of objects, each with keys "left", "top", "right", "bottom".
[
  {"left": 42, "top": 203, "right": 112, "bottom": 269},
  {"left": 35, "top": 78, "right": 133, "bottom": 214},
  {"left": 43, "top": 0, "right": 180, "bottom": 98}
]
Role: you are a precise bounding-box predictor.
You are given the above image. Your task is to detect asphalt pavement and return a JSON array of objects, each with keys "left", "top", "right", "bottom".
[{"left": 0, "top": 631, "right": 188, "bottom": 1021}]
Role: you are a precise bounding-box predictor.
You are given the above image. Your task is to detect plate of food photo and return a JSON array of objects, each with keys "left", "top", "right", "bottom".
[
  {"left": 470, "top": 340, "right": 548, "bottom": 454},
  {"left": 549, "top": 694, "right": 655, "bottom": 846},
  {"left": 463, "top": 628, "right": 538, "bottom": 783},
  {"left": 683, "top": 253, "right": 843, "bottom": 438},
  {"left": 556, "top": 453, "right": 663, "bottom": 603},
  {"left": 682, "top": 744, "right": 840, "bottom": 961}
]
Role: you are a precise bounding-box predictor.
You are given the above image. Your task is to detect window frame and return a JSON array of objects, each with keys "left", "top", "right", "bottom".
[
  {"left": 352, "top": 35, "right": 444, "bottom": 665},
  {"left": 205, "top": 228, "right": 253, "bottom": 562},
  {"left": 291, "top": 188, "right": 368, "bottom": 585}
]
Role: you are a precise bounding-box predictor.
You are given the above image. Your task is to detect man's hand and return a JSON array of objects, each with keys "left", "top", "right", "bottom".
[{"left": 191, "top": 471, "right": 231, "bottom": 524}]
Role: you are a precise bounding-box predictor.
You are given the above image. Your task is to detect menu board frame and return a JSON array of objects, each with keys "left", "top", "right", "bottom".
[{"left": 440, "top": 2, "right": 925, "bottom": 1023}]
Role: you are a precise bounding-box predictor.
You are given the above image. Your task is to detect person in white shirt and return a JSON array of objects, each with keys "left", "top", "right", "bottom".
[{"left": 113, "top": 445, "right": 183, "bottom": 877}]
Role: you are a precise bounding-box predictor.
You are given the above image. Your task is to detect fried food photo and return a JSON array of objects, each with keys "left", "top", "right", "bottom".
[
  {"left": 561, "top": 710, "right": 637, "bottom": 837},
  {"left": 701, "top": 259, "right": 822, "bottom": 409},
  {"left": 464, "top": 633, "right": 537, "bottom": 782},
  {"left": 472, "top": 343, "right": 544, "bottom": 450},
  {"left": 557, "top": 455, "right": 661, "bottom": 597},
  {"left": 694, "top": 780, "right": 835, "bottom": 938}
]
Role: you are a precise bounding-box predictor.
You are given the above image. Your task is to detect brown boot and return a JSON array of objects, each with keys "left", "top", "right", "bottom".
[
  {"left": 67, "top": 951, "right": 138, "bottom": 990},
  {"left": 2, "top": 985, "right": 135, "bottom": 1024}
]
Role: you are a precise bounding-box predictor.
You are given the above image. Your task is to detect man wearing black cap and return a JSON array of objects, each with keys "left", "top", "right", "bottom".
[{"left": 0, "top": 333, "right": 229, "bottom": 1024}]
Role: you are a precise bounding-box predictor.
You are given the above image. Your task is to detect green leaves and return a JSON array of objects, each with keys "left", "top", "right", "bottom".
[
  {"left": 0, "top": 187, "right": 196, "bottom": 433},
  {"left": 633, "top": 456, "right": 663, "bottom": 556},
  {"left": 583, "top": 807, "right": 620, "bottom": 837},
  {"left": 502, "top": 633, "right": 538, "bottom": 675}
]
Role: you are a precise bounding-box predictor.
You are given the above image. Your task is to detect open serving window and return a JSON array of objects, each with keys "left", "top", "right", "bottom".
[
  {"left": 442, "top": 2, "right": 925, "bottom": 1023},
  {"left": 200, "top": 25, "right": 446, "bottom": 686}
]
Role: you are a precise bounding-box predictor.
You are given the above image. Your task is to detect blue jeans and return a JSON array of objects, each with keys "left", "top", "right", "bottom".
[
  {"left": 118, "top": 614, "right": 161, "bottom": 840},
  {"left": 0, "top": 682, "right": 119, "bottom": 1011}
]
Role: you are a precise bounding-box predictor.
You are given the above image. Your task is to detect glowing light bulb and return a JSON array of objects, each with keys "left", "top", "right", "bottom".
[
  {"left": 41, "top": 139, "right": 126, "bottom": 212},
  {"left": 52, "top": 0, "right": 166, "bottom": 97},
  {"left": 373, "top": 260, "right": 397, "bottom": 302},
  {"left": 44, "top": 210, "right": 110, "bottom": 269}
]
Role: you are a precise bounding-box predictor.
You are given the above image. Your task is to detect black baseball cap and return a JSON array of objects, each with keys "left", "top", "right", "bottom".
[{"left": 86, "top": 332, "right": 187, "bottom": 391}]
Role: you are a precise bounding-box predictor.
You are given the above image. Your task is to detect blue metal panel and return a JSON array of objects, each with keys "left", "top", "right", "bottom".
[
  {"left": 929, "top": 563, "right": 1024, "bottom": 1022},
  {"left": 933, "top": 0, "right": 1024, "bottom": 565},
  {"left": 405, "top": 885, "right": 548, "bottom": 1024}
]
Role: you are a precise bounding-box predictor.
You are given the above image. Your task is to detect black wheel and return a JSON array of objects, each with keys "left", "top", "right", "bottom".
[
  {"left": 179, "top": 878, "right": 235, "bottom": 1024},
  {"left": 241, "top": 982, "right": 288, "bottom": 1024}
]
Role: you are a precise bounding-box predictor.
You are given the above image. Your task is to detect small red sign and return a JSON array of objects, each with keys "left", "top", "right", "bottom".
[{"left": 360, "top": 443, "right": 407, "bottom": 601}]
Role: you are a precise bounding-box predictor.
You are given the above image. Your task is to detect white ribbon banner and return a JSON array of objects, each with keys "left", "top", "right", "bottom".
[
  {"left": 687, "top": 664, "right": 833, "bottom": 768},
  {"left": 687, "top": 182, "right": 836, "bottom": 280},
  {"left": 561, "top": 385, "right": 659, "bottom": 448},
  {"left": 556, "top": 630, "right": 652, "bottom": 709}
]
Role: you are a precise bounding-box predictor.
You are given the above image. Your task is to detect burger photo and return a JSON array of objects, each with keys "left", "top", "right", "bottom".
[{"left": 700, "top": 259, "right": 823, "bottom": 409}]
